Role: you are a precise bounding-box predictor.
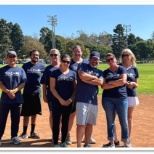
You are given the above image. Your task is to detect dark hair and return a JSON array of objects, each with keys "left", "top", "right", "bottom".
[
  {"left": 73, "top": 45, "right": 82, "bottom": 51},
  {"left": 61, "top": 54, "right": 71, "bottom": 61},
  {"left": 30, "top": 50, "right": 39, "bottom": 56}
]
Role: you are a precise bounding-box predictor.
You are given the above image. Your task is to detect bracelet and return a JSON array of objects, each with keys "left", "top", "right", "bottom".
[
  {"left": 13, "top": 88, "right": 18, "bottom": 93},
  {"left": 69, "top": 98, "right": 72, "bottom": 103}
]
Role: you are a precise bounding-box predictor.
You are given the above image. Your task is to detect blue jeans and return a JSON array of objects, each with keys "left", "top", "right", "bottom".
[{"left": 102, "top": 97, "right": 129, "bottom": 143}]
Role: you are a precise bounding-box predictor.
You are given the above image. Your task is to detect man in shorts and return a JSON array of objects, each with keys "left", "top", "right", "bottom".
[
  {"left": 19, "top": 50, "right": 45, "bottom": 140},
  {"left": 75, "top": 51, "right": 104, "bottom": 147}
]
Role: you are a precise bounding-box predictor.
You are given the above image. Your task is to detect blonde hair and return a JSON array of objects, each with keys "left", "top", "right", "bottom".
[
  {"left": 120, "top": 48, "right": 136, "bottom": 66},
  {"left": 50, "top": 48, "right": 60, "bottom": 56}
]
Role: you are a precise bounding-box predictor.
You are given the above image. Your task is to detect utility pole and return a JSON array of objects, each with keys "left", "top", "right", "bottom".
[
  {"left": 123, "top": 25, "right": 131, "bottom": 48},
  {"left": 47, "top": 15, "right": 57, "bottom": 48}
]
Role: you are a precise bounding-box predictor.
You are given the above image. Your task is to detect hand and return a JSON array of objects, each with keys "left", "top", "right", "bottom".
[
  {"left": 7, "top": 90, "right": 15, "bottom": 99},
  {"left": 43, "top": 95, "right": 48, "bottom": 103},
  {"left": 59, "top": 98, "right": 67, "bottom": 106}
]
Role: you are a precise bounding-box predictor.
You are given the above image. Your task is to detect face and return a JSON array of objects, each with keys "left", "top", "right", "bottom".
[
  {"left": 7, "top": 55, "right": 17, "bottom": 65},
  {"left": 61, "top": 57, "right": 71, "bottom": 67},
  {"left": 30, "top": 51, "right": 39, "bottom": 63},
  {"left": 50, "top": 50, "right": 59, "bottom": 63},
  {"left": 89, "top": 57, "right": 99, "bottom": 68},
  {"left": 106, "top": 56, "right": 116, "bottom": 65},
  {"left": 72, "top": 47, "right": 82, "bottom": 60},
  {"left": 121, "top": 52, "right": 131, "bottom": 62}
]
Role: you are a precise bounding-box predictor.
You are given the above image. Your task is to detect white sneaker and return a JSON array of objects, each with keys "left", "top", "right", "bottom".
[{"left": 83, "top": 137, "right": 96, "bottom": 144}]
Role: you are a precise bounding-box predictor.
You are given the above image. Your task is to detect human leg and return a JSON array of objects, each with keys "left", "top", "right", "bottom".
[
  {"left": 0, "top": 104, "right": 10, "bottom": 140},
  {"left": 116, "top": 97, "right": 130, "bottom": 146},
  {"left": 128, "top": 107, "right": 135, "bottom": 138},
  {"left": 102, "top": 97, "right": 116, "bottom": 145}
]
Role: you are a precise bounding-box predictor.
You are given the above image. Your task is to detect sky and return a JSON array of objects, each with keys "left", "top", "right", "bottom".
[{"left": 0, "top": 4, "right": 154, "bottom": 40}]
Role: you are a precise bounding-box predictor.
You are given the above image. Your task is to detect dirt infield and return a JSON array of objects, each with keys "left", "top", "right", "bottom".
[{"left": 0, "top": 94, "right": 154, "bottom": 148}]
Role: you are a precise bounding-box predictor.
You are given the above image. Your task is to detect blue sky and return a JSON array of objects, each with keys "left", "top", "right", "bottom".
[{"left": 0, "top": 5, "right": 154, "bottom": 40}]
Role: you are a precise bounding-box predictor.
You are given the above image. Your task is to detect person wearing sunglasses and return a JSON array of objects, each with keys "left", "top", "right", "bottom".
[
  {"left": 111, "top": 49, "right": 139, "bottom": 146},
  {"left": 0, "top": 51, "right": 27, "bottom": 146},
  {"left": 40, "top": 49, "right": 61, "bottom": 143},
  {"left": 101, "top": 53, "right": 130, "bottom": 148},
  {"left": 50, "top": 54, "right": 77, "bottom": 147},
  {"left": 75, "top": 51, "right": 104, "bottom": 147},
  {"left": 19, "top": 50, "right": 45, "bottom": 140}
]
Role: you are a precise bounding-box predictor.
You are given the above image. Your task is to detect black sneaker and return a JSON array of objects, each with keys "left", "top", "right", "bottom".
[
  {"left": 103, "top": 142, "right": 115, "bottom": 148},
  {"left": 29, "top": 132, "right": 40, "bottom": 139},
  {"left": 114, "top": 141, "right": 120, "bottom": 146}
]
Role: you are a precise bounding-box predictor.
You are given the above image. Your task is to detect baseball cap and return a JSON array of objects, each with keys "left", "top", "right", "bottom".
[
  {"left": 7, "top": 51, "right": 17, "bottom": 57},
  {"left": 90, "top": 51, "right": 100, "bottom": 59}
]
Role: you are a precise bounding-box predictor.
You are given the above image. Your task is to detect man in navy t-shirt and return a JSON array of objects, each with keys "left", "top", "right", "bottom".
[
  {"left": 0, "top": 51, "right": 27, "bottom": 146},
  {"left": 19, "top": 50, "right": 45, "bottom": 140},
  {"left": 75, "top": 51, "right": 104, "bottom": 147}
]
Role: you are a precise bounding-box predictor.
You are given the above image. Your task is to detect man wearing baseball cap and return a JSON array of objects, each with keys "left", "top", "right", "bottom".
[
  {"left": 75, "top": 51, "right": 104, "bottom": 147},
  {"left": 0, "top": 51, "right": 27, "bottom": 146}
]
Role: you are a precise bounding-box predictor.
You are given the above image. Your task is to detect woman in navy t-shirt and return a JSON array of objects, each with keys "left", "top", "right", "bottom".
[
  {"left": 50, "top": 54, "right": 77, "bottom": 147},
  {"left": 101, "top": 53, "right": 130, "bottom": 148}
]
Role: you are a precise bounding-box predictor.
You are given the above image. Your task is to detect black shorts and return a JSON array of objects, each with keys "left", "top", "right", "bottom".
[
  {"left": 70, "top": 101, "right": 76, "bottom": 113},
  {"left": 20, "top": 93, "right": 42, "bottom": 116}
]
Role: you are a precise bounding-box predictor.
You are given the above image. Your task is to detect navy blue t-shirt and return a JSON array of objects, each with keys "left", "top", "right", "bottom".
[
  {"left": 50, "top": 69, "right": 77, "bottom": 100},
  {"left": 75, "top": 63, "right": 103, "bottom": 105},
  {"left": 69, "top": 59, "right": 89, "bottom": 72},
  {"left": 120, "top": 64, "right": 139, "bottom": 97},
  {"left": 40, "top": 65, "right": 59, "bottom": 101},
  {"left": 22, "top": 62, "right": 45, "bottom": 94},
  {"left": 0, "top": 65, "right": 27, "bottom": 104},
  {"left": 102, "top": 65, "right": 127, "bottom": 98}
]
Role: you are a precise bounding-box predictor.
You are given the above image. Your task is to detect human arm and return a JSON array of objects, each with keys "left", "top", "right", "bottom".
[
  {"left": 78, "top": 71, "right": 97, "bottom": 82},
  {"left": 126, "top": 78, "right": 138, "bottom": 89},
  {"left": 42, "top": 84, "right": 48, "bottom": 103}
]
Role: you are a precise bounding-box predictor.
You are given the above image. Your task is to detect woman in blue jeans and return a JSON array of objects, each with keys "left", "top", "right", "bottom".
[{"left": 101, "top": 53, "right": 130, "bottom": 148}]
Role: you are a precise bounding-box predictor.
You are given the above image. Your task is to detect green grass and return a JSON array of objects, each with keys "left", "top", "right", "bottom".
[
  {"left": 0, "top": 63, "right": 154, "bottom": 95},
  {"left": 98, "top": 63, "right": 154, "bottom": 95}
]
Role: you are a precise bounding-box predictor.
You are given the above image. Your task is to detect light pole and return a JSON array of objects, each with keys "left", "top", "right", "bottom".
[
  {"left": 123, "top": 25, "right": 131, "bottom": 48},
  {"left": 47, "top": 15, "right": 57, "bottom": 48}
]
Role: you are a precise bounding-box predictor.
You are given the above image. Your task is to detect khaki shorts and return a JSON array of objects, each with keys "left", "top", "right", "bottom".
[
  {"left": 128, "top": 96, "right": 140, "bottom": 107},
  {"left": 76, "top": 102, "right": 98, "bottom": 125}
]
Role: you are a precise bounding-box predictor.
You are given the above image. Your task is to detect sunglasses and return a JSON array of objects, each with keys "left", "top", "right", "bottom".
[
  {"left": 61, "top": 60, "right": 70, "bottom": 64},
  {"left": 122, "top": 54, "right": 129, "bottom": 57},
  {"left": 50, "top": 54, "right": 58, "bottom": 57},
  {"left": 8, "top": 55, "right": 16, "bottom": 58},
  {"left": 106, "top": 57, "right": 114, "bottom": 63}
]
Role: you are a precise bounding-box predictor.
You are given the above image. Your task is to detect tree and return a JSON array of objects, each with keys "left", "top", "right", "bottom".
[
  {"left": 0, "top": 19, "right": 13, "bottom": 61},
  {"left": 111, "top": 24, "right": 126, "bottom": 59},
  {"left": 10, "top": 23, "right": 24, "bottom": 58}
]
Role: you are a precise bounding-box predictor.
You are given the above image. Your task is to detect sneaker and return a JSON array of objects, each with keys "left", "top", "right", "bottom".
[
  {"left": 29, "top": 132, "right": 40, "bottom": 139},
  {"left": 11, "top": 137, "right": 21, "bottom": 145},
  {"left": 114, "top": 141, "right": 120, "bottom": 146},
  {"left": 103, "top": 142, "right": 115, "bottom": 148},
  {"left": 18, "top": 133, "right": 28, "bottom": 140},
  {"left": 83, "top": 137, "right": 96, "bottom": 144},
  {"left": 123, "top": 142, "right": 131, "bottom": 148},
  {"left": 90, "top": 137, "right": 96, "bottom": 144},
  {"left": 65, "top": 136, "right": 72, "bottom": 145},
  {"left": 60, "top": 142, "right": 67, "bottom": 147},
  {"left": 84, "top": 144, "right": 91, "bottom": 147},
  {"left": 51, "top": 143, "right": 59, "bottom": 147}
]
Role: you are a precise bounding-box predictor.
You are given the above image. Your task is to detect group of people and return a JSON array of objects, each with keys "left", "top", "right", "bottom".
[{"left": 0, "top": 46, "right": 139, "bottom": 148}]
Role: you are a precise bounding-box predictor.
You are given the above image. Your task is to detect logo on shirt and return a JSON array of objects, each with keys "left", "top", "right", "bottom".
[
  {"left": 106, "top": 73, "right": 120, "bottom": 79},
  {"left": 27, "top": 69, "right": 42, "bottom": 74},
  {"left": 5, "top": 72, "right": 20, "bottom": 76}
]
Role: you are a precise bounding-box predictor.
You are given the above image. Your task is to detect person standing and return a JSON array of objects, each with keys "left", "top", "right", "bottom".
[
  {"left": 19, "top": 50, "right": 45, "bottom": 140},
  {"left": 41, "top": 49, "right": 61, "bottom": 142},
  {"left": 75, "top": 51, "right": 104, "bottom": 147},
  {"left": 0, "top": 51, "right": 27, "bottom": 145},
  {"left": 101, "top": 53, "right": 130, "bottom": 148},
  {"left": 50, "top": 54, "right": 77, "bottom": 147}
]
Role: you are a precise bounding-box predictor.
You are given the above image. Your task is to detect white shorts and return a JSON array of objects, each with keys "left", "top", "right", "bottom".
[
  {"left": 76, "top": 102, "right": 98, "bottom": 125},
  {"left": 128, "top": 96, "right": 140, "bottom": 107}
]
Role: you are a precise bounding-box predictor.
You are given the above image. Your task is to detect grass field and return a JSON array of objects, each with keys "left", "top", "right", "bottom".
[{"left": 0, "top": 63, "right": 154, "bottom": 95}]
